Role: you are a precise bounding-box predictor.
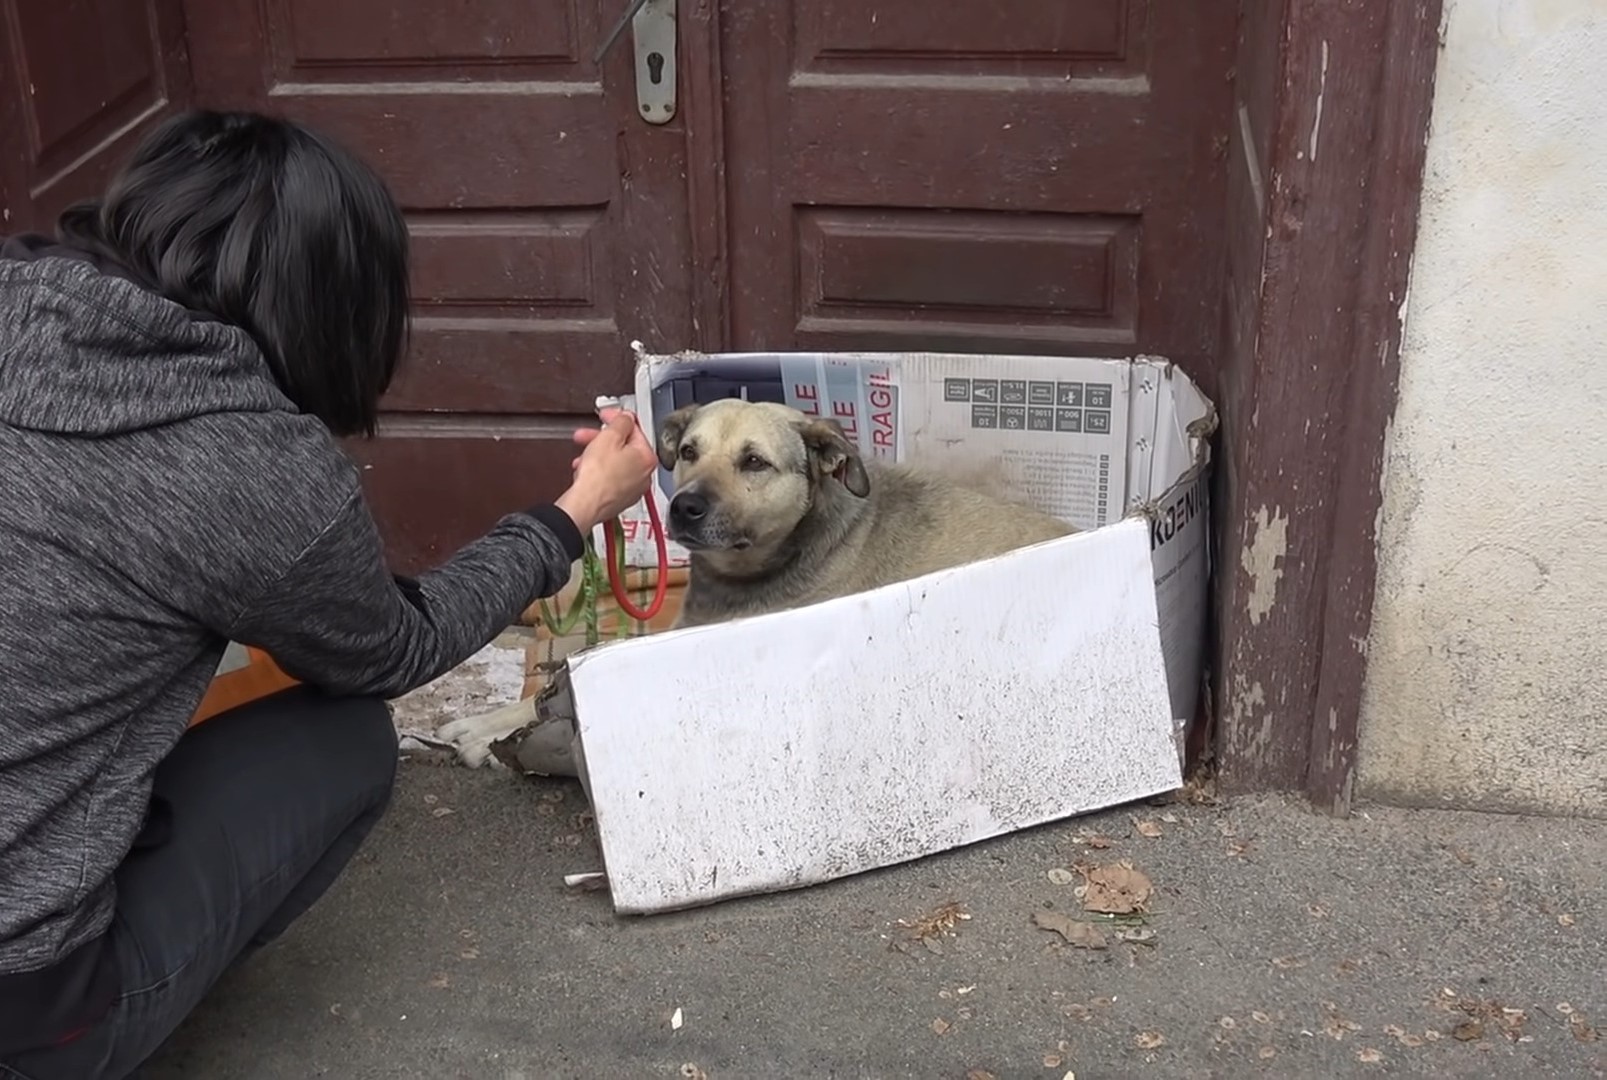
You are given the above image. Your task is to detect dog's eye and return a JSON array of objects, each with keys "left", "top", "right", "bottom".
[
  {"left": 678, "top": 443, "right": 698, "bottom": 463},
  {"left": 740, "top": 453, "right": 771, "bottom": 472}
]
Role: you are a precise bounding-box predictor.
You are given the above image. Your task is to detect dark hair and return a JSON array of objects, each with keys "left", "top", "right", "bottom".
[{"left": 57, "top": 109, "right": 410, "bottom": 438}]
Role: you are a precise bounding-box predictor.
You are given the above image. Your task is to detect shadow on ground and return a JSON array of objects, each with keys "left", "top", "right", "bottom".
[{"left": 146, "top": 761, "right": 1605, "bottom": 1079}]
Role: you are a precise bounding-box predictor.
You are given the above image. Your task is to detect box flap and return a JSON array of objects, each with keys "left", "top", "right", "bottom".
[{"left": 568, "top": 517, "right": 1180, "bottom": 914}]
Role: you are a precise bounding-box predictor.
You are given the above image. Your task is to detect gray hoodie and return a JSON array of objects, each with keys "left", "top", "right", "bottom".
[{"left": 0, "top": 240, "right": 582, "bottom": 1000}]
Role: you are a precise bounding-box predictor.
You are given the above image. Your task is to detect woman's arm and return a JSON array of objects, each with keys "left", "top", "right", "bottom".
[
  {"left": 225, "top": 490, "right": 583, "bottom": 699},
  {"left": 225, "top": 410, "right": 654, "bottom": 699}
]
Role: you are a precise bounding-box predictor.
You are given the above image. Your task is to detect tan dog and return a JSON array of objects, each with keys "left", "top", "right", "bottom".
[
  {"left": 439, "top": 398, "right": 1075, "bottom": 773},
  {"left": 660, "top": 398, "right": 1075, "bottom": 627}
]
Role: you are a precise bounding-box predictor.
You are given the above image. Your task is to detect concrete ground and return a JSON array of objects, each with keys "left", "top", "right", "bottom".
[{"left": 144, "top": 760, "right": 1604, "bottom": 1080}]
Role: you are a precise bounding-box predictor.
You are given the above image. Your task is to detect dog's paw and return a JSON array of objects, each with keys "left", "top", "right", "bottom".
[{"left": 437, "top": 700, "right": 534, "bottom": 769}]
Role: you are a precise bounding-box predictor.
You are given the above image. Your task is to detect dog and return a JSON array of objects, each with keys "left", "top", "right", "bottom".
[
  {"left": 657, "top": 398, "right": 1075, "bottom": 626},
  {"left": 439, "top": 398, "right": 1075, "bottom": 772}
]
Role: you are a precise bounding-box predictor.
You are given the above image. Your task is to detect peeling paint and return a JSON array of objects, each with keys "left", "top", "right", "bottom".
[
  {"left": 1228, "top": 672, "right": 1269, "bottom": 753},
  {"left": 1309, "top": 40, "right": 1329, "bottom": 161},
  {"left": 1240, "top": 505, "right": 1290, "bottom": 625}
]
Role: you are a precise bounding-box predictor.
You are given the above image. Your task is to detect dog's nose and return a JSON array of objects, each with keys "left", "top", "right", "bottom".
[{"left": 669, "top": 490, "right": 709, "bottom": 525}]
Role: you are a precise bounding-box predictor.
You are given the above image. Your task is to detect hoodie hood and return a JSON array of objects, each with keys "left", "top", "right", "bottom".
[{"left": 0, "top": 235, "right": 295, "bottom": 437}]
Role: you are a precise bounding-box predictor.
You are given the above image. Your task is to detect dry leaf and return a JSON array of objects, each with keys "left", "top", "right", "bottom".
[
  {"left": 1078, "top": 833, "right": 1114, "bottom": 849},
  {"left": 427, "top": 973, "right": 450, "bottom": 989},
  {"left": 965, "top": 1072, "right": 997, "bottom": 1080},
  {"left": 931, "top": 1018, "right": 951, "bottom": 1036},
  {"left": 1321, "top": 1003, "right": 1361, "bottom": 1040},
  {"left": 1423, "top": 1030, "right": 1442, "bottom": 1043},
  {"left": 1064, "top": 1004, "right": 1094, "bottom": 1021},
  {"left": 1452, "top": 1020, "right": 1484, "bottom": 1041},
  {"left": 1558, "top": 913, "right": 1576, "bottom": 927},
  {"left": 1449, "top": 846, "right": 1474, "bottom": 865},
  {"left": 1047, "top": 867, "right": 1076, "bottom": 885},
  {"left": 1557, "top": 1002, "right": 1576, "bottom": 1015},
  {"left": 1324, "top": 1017, "right": 1362, "bottom": 1039},
  {"left": 1160, "top": 812, "right": 1179, "bottom": 824},
  {"left": 1034, "top": 910, "right": 1109, "bottom": 949},
  {"left": 1225, "top": 842, "right": 1249, "bottom": 857},
  {"left": 1399, "top": 1034, "right": 1424, "bottom": 1047},
  {"left": 897, "top": 902, "right": 971, "bottom": 943},
  {"left": 1078, "top": 862, "right": 1154, "bottom": 915},
  {"left": 1571, "top": 1017, "right": 1599, "bottom": 1043},
  {"left": 1357, "top": 1047, "right": 1383, "bottom": 1063},
  {"left": 1134, "top": 1031, "right": 1166, "bottom": 1050},
  {"left": 1116, "top": 926, "right": 1156, "bottom": 944},
  {"left": 1136, "top": 819, "right": 1164, "bottom": 839}
]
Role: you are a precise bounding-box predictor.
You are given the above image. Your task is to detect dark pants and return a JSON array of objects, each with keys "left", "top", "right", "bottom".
[{"left": 0, "top": 687, "right": 398, "bottom": 1080}]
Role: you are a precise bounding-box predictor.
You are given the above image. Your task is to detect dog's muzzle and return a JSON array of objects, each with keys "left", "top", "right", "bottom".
[
  {"left": 667, "top": 489, "right": 710, "bottom": 542},
  {"left": 666, "top": 490, "right": 749, "bottom": 550}
]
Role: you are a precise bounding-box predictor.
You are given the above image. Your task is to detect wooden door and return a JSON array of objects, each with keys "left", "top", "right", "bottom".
[
  {"left": 182, "top": 0, "right": 698, "bottom": 573},
  {"left": 0, "top": 0, "right": 191, "bottom": 232},
  {"left": 717, "top": 1, "right": 1237, "bottom": 390}
]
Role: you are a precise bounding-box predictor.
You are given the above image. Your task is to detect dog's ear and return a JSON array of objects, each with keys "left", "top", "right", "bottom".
[
  {"left": 656, "top": 405, "right": 699, "bottom": 470},
  {"left": 796, "top": 418, "right": 870, "bottom": 498}
]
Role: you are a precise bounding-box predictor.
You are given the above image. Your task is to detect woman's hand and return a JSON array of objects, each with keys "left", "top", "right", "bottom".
[{"left": 553, "top": 407, "right": 657, "bottom": 535}]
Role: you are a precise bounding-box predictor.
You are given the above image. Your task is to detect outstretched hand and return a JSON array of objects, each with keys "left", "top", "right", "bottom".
[{"left": 553, "top": 407, "right": 657, "bottom": 535}]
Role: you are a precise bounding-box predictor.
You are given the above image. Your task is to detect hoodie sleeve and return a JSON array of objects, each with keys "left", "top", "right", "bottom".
[{"left": 224, "top": 488, "right": 585, "bottom": 699}]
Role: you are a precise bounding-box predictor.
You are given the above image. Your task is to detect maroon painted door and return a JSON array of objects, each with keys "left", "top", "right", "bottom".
[
  {"left": 181, "top": 0, "right": 698, "bottom": 573},
  {"left": 0, "top": 0, "right": 191, "bottom": 232},
  {"left": 717, "top": 1, "right": 1236, "bottom": 391}
]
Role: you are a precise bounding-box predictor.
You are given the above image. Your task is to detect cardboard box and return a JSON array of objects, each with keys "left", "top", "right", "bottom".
[{"left": 553, "top": 347, "right": 1215, "bottom": 915}]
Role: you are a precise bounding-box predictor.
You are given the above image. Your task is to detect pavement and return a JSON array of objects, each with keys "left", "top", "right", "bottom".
[{"left": 142, "top": 756, "right": 1605, "bottom": 1080}]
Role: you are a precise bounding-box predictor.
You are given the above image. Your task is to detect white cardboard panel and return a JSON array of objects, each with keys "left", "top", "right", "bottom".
[{"left": 570, "top": 517, "right": 1180, "bottom": 915}]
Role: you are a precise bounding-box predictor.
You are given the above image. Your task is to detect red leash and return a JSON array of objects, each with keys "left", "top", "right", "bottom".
[{"left": 599, "top": 408, "right": 670, "bottom": 623}]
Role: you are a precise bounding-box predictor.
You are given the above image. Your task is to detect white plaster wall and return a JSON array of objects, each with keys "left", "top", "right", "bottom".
[{"left": 1358, "top": 0, "right": 1607, "bottom": 817}]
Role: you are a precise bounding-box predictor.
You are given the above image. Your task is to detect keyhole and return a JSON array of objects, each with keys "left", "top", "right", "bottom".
[{"left": 647, "top": 51, "right": 664, "bottom": 84}]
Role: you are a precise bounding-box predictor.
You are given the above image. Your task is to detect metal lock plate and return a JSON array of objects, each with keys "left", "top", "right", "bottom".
[{"left": 630, "top": 0, "right": 677, "bottom": 124}]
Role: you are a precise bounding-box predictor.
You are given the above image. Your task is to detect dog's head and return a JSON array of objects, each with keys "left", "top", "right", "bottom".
[{"left": 656, "top": 399, "right": 870, "bottom": 555}]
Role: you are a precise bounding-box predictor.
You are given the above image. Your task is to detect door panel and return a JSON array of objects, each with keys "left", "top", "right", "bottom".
[
  {"left": 720, "top": 1, "right": 1235, "bottom": 387},
  {"left": 0, "top": 0, "right": 191, "bottom": 231},
  {"left": 182, "top": 0, "right": 697, "bottom": 573}
]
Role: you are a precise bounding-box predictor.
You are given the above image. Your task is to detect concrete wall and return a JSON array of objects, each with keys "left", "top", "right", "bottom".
[{"left": 1357, "top": 0, "right": 1607, "bottom": 816}]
